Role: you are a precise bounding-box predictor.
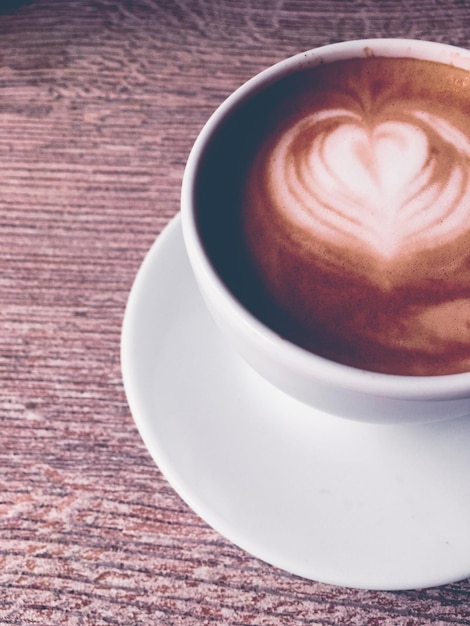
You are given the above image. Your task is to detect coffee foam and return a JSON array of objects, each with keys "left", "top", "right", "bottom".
[
  {"left": 268, "top": 109, "right": 470, "bottom": 267},
  {"left": 240, "top": 57, "right": 470, "bottom": 375}
]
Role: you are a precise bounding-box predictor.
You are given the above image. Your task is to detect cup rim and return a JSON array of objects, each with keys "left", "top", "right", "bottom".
[{"left": 181, "top": 38, "right": 470, "bottom": 402}]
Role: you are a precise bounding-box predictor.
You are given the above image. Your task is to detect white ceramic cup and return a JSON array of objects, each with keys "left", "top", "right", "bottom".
[{"left": 181, "top": 39, "right": 470, "bottom": 425}]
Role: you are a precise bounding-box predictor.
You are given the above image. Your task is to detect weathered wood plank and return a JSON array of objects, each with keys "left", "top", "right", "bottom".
[{"left": 1, "top": 0, "right": 470, "bottom": 623}]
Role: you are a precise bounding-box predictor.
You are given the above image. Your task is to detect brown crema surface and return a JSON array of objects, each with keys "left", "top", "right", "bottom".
[{"left": 199, "top": 56, "right": 470, "bottom": 375}]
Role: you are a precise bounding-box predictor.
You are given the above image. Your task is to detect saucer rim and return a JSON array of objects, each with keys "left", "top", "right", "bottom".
[{"left": 121, "top": 214, "right": 470, "bottom": 591}]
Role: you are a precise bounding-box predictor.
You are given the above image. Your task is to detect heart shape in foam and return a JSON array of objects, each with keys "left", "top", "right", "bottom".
[
  {"left": 320, "top": 121, "right": 429, "bottom": 218},
  {"left": 297, "top": 115, "right": 467, "bottom": 260},
  {"left": 271, "top": 109, "right": 470, "bottom": 263}
]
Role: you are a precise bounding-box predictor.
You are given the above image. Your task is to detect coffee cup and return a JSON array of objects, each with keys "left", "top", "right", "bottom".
[{"left": 181, "top": 39, "right": 470, "bottom": 424}]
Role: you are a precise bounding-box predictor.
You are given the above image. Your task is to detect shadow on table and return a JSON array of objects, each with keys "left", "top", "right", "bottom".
[{"left": 0, "top": 0, "right": 34, "bottom": 14}]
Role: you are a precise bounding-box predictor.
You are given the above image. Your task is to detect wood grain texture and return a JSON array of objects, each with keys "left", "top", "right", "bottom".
[{"left": 1, "top": 0, "right": 470, "bottom": 624}]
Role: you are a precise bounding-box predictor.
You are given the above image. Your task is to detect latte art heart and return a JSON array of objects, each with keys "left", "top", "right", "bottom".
[
  {"left": 268, "top": 108, "right": 470, "bottom": 260},
  {"left": 234, "top": 57, "right": 470, "bottom": 374}
]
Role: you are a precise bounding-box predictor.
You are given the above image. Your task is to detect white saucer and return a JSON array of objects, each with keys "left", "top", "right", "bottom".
[{"left": 121, "top": 214, "right": 470, "bottom": 591}]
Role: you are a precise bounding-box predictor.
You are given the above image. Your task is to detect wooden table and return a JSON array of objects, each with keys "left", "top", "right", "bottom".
[{"left": 2, "top": 0, "right": 470, "bottom": 623}]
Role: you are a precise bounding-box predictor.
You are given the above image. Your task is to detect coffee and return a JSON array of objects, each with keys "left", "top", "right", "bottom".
[{"left": 195, "top": 56, "right": 470, "bottom": 375}]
